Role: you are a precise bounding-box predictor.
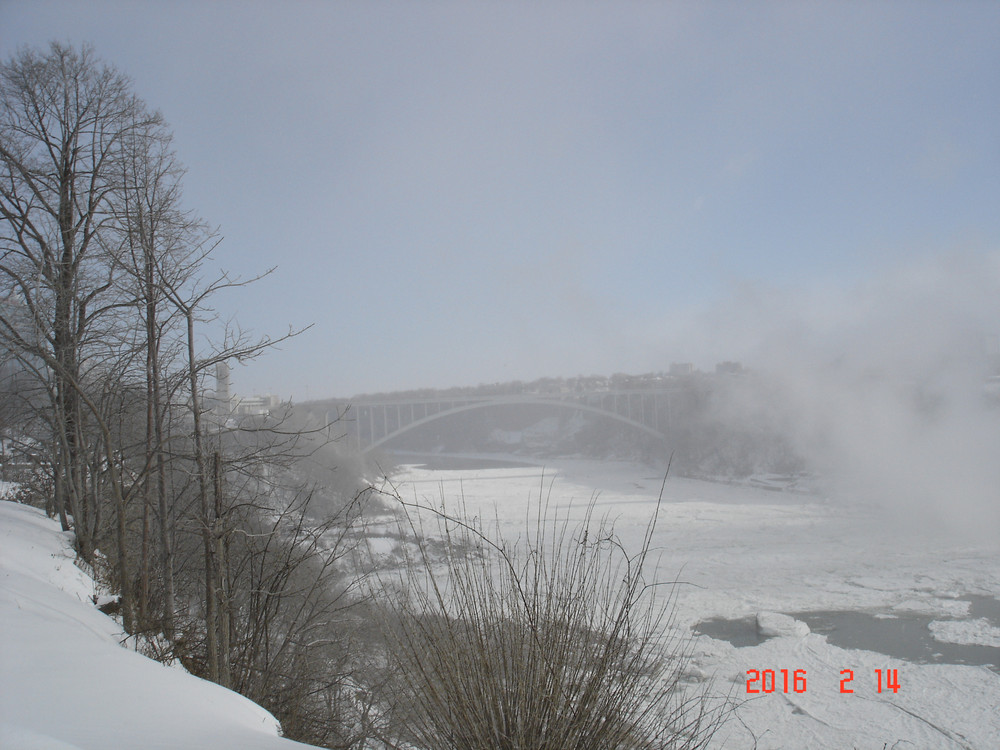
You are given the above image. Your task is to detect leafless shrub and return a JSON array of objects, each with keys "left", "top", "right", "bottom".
[{"left": 372, "top": 478, "right": 731, "bottom": 750}]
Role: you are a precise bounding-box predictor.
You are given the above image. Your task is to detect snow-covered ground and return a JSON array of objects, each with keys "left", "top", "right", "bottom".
[
  {"left": 0, "top": 501, "right": 320, "bottom": 750},
  {"left": 3, "top": 459, "right": 997, "bottom": 749},
  {"left": 387, "top": 457, "right": 1000, "bottom": 749}
]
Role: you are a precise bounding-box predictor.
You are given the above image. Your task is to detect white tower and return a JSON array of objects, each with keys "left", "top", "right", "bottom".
[{"left": 215, "top": 361, "right": 231, "bottom": 415}]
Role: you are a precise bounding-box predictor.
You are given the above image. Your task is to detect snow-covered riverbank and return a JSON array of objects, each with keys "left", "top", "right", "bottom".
[
  {"left": 388, "top": 457, "right": 1000, "bottom": 749},
  {"left": 0, "top": 501, "right": 320, "bottom": 750}
]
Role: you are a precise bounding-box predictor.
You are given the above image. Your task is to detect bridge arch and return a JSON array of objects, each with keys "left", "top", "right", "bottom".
[{"left": 357, "top": 396, "right": 668, "bottom": 454}]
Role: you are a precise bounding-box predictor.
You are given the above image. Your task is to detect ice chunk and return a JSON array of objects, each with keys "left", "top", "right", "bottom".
[
  {"left": 756, "top": 611, "right": 810, "bottom": 638},
  {"left": 928, "top": 618, "right": 1000, "bottom": 647}
]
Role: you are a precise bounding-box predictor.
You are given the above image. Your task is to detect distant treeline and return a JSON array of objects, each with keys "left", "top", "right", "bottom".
[{"left": 330, "top": 367, "right": 743, "bottom": 404}]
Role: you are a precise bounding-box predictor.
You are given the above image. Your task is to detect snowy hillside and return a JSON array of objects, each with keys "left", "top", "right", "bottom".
[{"left": 0, "top": 500, "right": 320, "bottom": 750}]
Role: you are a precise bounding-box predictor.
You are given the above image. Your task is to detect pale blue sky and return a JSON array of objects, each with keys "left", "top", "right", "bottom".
[{"left": 3, "top": 1, "right": 999, "bottom": 400}]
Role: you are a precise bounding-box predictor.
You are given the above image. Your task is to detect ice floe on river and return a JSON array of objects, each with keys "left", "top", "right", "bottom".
[{"left": 386, "top": 456, "right": 1000, "bottom": 749}]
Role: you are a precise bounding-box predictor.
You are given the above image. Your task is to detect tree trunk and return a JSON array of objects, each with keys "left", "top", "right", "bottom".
[
  {"left": 186, "top": 308, "right": 218, "bottom": 682},
  {"left": 214, "top": 450, "right": 231, "bottom": 688}
]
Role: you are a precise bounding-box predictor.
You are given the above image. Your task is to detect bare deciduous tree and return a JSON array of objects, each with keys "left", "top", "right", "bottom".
[
  {"left": 1, "top": 42, "right": 398, "bottom": 749},
  {"left": 0, "top": 42, "right": 161, "bottom": 553}
]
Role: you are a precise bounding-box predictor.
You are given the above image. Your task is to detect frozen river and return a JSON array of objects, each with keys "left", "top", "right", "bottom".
[{"left": 384, "top": 456, "right": 1000, "bottom": 749}]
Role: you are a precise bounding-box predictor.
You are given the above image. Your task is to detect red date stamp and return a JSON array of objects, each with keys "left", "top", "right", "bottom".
[{"left": 746, "top": 668, "right": 900, "bottom": 694}]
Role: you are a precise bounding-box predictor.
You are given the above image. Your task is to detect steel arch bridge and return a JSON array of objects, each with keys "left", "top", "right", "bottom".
[{"left": 326, "top": 389, "right": 679, "bottom": 453}]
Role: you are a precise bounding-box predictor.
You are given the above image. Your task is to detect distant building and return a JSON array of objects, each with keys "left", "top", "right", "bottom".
[
  {"left": 231, "top": 393, "right": 281, "bottom": 417},
  {"left": 715, "top": 361, "right": 744, "bottom": 375},
  {"left": 207, "top": 360, "right": 281, "bottom": 419},
  {"left": 669, "top": 362, "right": 695, "bottom": 376},
  {"left": 212, "top": 362, "right": 232, "bottom": 416}
]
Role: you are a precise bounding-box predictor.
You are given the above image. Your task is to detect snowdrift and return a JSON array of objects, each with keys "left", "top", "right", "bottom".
[{"left": 0, "top": 501, "right": 319, "bottom": 750}]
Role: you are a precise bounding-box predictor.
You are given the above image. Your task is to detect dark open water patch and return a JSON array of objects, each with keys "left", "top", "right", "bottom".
[
  {"left": 695, "top": 616, "right": 770, "bottom": 648},
  {"left": 694, "top": 595, "right": 1000, "bottom": 673}
]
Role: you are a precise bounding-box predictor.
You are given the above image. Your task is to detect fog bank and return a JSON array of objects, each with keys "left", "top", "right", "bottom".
[{"left": 705, "top": 251, "right": 1000, "bottom": 539}]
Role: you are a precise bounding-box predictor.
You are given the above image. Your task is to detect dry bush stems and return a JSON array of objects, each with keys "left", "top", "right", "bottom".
[{"left": 372, "top": 474, "right": 730, "bottom": 750}]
